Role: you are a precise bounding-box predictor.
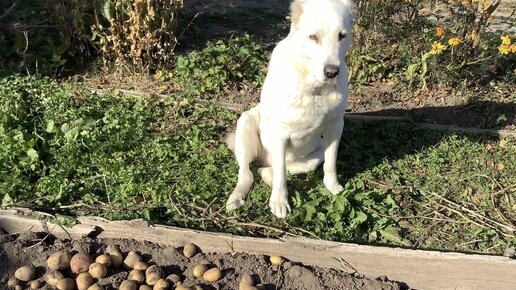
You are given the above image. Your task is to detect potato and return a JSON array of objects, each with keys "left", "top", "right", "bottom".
[
  {"left": 45, "top": 271, "right": 65, "bottom": 286},
  {"left": 269, "top": 255, "right": 283, "bottom": 266},
  {"left": 174, "top": 286, "right": 191, "bottom": 290},
  {"left": 133, "top": 261, "right": 148, "bottom": 271},
  {"left": 48, "top": 251, "right": 72, "bottom": 271},
  {"left": 139, "top": 286, "right": 152, "bottom": 290},
  {"left": 87, "top": 284, "right": 104, "bottom": 290},
  {"left": 128, "top": 270, "right": 145, "bottom": 285},
  {"left": 119, "top": 280, "right": 137, "bottom": 290},
  {"left": 192, "top": 264, "right": 208, "bottom": 278},
  {"left": 239, "top": 273, "right": 255, "bottom": 290},
  {"left": 71, "top": 253, "right": 93, "bottom": 274},
  {"left": 145, "top": 265, "right": 164, "bottom": 286},
  {"left": 193, "top": 286, "right": 203, "bottom": 290},
  {"left": 95, "top": 254, "right": 112, "bottom": 267},
  {"left": 89, "top": 262, "right": 108, "bottom": 279},
  {"left": 106, "top": 245, "right": 123, "bottom": 267},
  {"left": 15, "top": 286, "right": 22, "bottom": 290},
  {"left": 30, "top": 279, "right": 42, "bottom": 290},
  {"left": 7, "top": 277, "right": 20, "bottom": 287},
  {"left": 123, "top": 251, "right": 142, "bottom": 269},
  {"left": 256, "top": 284, "right": 265, "bottom": 290},
  {"left": 15, "top": 265, "right": 36, "bottom": 281},
  {"left": 153, "top": 279, "right": 169, "bottom": 290},
  {"left": 56, "top": 278, "right": 76, "bottom": 290},
  {"left": 166, "top": 274, "right": 182, "bottom": 285},
  {"left": 76, "top": 273, "right": 94, "bottom": 290},
  {"left": 202, "top": 267, "right": 222, "bottom": 283},
  {"left": 182, "top": 243, "right": 198, "bottom": 258}
]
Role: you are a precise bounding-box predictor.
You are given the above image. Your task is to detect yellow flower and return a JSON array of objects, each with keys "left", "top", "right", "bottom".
[
  {"left": 470, "top": 31, "right": 478, "bottom": 41},
  {"left": 448, "top": 37, "right": 461, "bottom": 46},
  {"left": 431, "top": 41, "right": 446, "bottom": 55},
  {"left": 436, "top": 26, "right": 445, "bottom": 37},
  {"left": 501, "top": 35, "right": 511, "bottom": 46},
  {"left": 483, "top": 0, "right": 489, "bottom": 11},
  {"left": 498, "top": 44, "right": 510, "bottom": 55},
  {"left": 511, "top": 44, "right": 516, "bottom": 53}
]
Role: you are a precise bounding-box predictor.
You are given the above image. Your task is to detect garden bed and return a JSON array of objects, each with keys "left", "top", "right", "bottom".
[{"left": 1, "top": 209, "right": 515, "bottom": 290}]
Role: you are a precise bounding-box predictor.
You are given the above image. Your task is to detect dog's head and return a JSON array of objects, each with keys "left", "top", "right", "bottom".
[{"left": 289, "top": 0, "right": 353, "bottom": 84}]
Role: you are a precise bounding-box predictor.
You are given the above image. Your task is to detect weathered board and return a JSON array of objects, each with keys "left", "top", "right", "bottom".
[{"left": 0, "top": 209, "right": 514, "bottom": 290}]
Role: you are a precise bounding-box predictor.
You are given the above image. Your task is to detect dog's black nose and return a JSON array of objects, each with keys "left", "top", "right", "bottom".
[{"left": 324, "top": 65, "right": 339, "bottom": 79}]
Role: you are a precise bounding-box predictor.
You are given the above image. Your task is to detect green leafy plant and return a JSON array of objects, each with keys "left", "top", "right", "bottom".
[{"left": 173, "top": 33, "right": 267, "bottom": 95}]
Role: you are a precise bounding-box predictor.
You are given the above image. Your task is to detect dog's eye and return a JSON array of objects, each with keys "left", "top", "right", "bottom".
[
  {"left": 309, "top": 34, "right": 319, "bottom": 42},
  {"left": 338, "top": 32, "right": 347, "bottom": 41}
]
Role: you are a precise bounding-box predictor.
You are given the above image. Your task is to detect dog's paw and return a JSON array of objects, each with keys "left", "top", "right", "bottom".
[
  {"left": 269, "top": 198, "right": 291, "bottom": 218},
  {"left": 226, "top": 192, "right": 246, "bottom": 211},
  {"left": 324, "top": 179, "right": 344, "bottom": 195}
]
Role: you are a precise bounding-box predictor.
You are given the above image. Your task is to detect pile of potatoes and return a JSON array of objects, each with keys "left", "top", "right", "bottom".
[{"left": 6, "top": 242, "right": 284, "bottom": 290}]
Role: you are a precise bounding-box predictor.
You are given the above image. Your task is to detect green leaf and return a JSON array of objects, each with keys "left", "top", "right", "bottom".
[
  {"left": 332, "top": 195, "right": 350, "bottom": 213},
  {"left": 46, "top": 120, "right": 55, "bottom": 132},
  {"left": 14, "top": 32, "right": 27, "bottom": 54},
  {"left": 304, "top": 205, "right": 317, "bottom": 221},
  {"left": 378, "top": 226, "right": 412, "bottom": 247},
  {"left": 100, "top": 0, "right": 112, "bottom": 20},
  {"left": 27, "top": 148, "right": 38, "bottom": 160},
  {"left": 2, "top": 193, "right": 13, "bottom": 206},
  {"left": 141, "top": 208, "right": 151, "bottom": 220},
  {"left": 355, "top": 210, "right": 368, "bottom": 223},
  {"left": 51, "top": 214, "right": 78, "bottom": 227}
]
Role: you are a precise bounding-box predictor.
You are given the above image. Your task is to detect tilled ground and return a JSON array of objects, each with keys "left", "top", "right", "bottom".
[{"left": 0, "top": 230, "right": 409, "bottom": 290}]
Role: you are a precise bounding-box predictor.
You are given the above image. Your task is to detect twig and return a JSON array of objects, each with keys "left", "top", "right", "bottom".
[
  {"left": 225, "top": 240, "right": 235, "bottom": 253},
  {"left": 8, "top": 225, "right": 35, "bottom": 236},
  {"left": 333, "top": 257, "right": 359, "bottom": 275},
  {"left": 227, "top": 220, "right": 296, "bottom": 237},
  {"left": 425, "top": 191, "right": 516, "bottom": 234},
  {"left": 26, "top": 232, "right": 52, "bottom": 249},
  {"left": 0, "top": 0, "right": 22, "bottom": 21},
  {"left": 59, "top": 203, "right": 93, "bottom": 209},
  {"left": 292, "top": 227, "right": 321, "bottom": 240}
]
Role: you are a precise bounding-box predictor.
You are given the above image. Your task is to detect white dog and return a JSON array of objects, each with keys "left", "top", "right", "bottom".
[{"left": 226, "top": 0, "right": 353, "bottom": 218}]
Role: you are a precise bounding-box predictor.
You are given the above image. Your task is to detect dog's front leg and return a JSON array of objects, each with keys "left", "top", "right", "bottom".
[
  {"left": 323, "top": 118, "right": 344, "bottom": 195},
  {"left": 269, "top": 133, "right": 291, "bottom": 218}
]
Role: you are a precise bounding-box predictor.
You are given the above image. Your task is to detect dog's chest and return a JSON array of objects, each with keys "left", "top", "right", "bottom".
[{"left": 283, "top": 90, "right": 344, "bottom": 135}]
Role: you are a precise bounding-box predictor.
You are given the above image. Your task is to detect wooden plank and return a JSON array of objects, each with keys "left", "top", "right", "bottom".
[{"left": 1, "top": 210, "right": 514, "bottom": 290}]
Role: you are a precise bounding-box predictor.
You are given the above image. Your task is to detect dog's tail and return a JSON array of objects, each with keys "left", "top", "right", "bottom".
[
  {"left": 225, "top": 108, "right": 261, "bottom": 163},
  {"left": 225, "top": 132, "right": 237, "bottom": 152}
]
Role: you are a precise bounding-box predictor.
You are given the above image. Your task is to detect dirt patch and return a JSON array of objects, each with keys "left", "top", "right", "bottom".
[
  {"left": 348, "top": 82, "right": 516, "bottom": 130},
  {"left": 0, "top": 230, "right": 408, "bottom": 290}
]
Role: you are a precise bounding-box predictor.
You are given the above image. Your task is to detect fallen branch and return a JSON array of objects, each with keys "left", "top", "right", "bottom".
[
  {"left": 0, "top": 0, "right": 22, "bottom": 21},
  {"left": 425, "top": 190, "right": 516, "bottom": 235}
]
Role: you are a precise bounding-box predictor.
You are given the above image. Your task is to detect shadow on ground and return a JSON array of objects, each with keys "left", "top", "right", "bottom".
[
  {"left": 350, "top": 101, "right": 516, "bottom": 130},
  {"left": 177, "top": 0, "right": 291, "bottom": 51}
]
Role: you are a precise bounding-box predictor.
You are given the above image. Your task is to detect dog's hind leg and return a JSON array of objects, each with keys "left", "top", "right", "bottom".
[
  {"left": 287, "top": 147, "right": 324, "bottom": 174},
  {"left": 257, "top": 167, "right": 273, "bottom": 186},
  {"left": 257, "top": 147, "right": 323, "bottom": 187},
  {"left": 226, "top": 108, "right": 261, "bottom": 211}
]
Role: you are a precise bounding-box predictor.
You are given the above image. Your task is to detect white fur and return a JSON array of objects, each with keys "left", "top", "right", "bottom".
[{"left": 226, "top": 0, "right": 353, "bottom": 218}]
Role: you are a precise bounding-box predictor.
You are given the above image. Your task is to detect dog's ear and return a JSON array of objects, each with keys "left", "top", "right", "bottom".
[
  {"left": 290, "top": 0, "right": 305, "bottom": 28},
  {"left": 337, "top": 0, "right": 354, "bottom": 28}
]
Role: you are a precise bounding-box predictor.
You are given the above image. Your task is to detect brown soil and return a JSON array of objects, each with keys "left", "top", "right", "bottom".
[{"left": 0, "top": 230, "right": 408, "bottom": 290}]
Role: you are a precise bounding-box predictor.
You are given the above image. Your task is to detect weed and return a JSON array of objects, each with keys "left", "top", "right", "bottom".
[
  {"left": 166, "top": 34, "right": 267, "bottom": 95},
  {"left": 1, "top": 76, "right": 514, "bottom": 254}
]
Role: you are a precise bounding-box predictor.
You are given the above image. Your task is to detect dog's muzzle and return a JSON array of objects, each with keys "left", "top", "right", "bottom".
[{"left": 323, "top": 64, "right": 339, "bottom": 79}]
